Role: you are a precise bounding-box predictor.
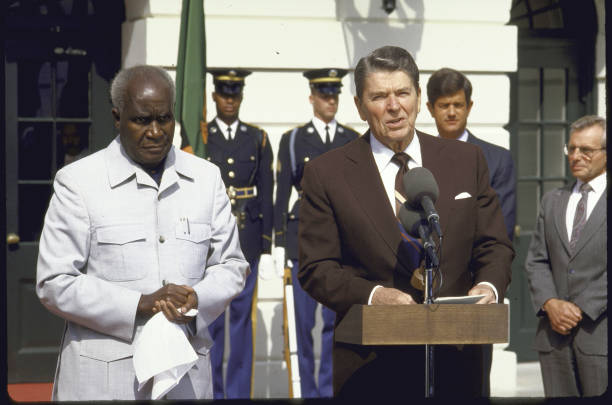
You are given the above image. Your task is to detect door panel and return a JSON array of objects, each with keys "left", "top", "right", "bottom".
[
  {"left": 507, "top": 36, "right": 589, "bottom": 362},
  {"left": 5, "top": 2, "right": 121, "bottom": 382}
]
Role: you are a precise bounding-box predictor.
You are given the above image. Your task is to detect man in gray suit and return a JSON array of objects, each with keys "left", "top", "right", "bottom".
[
  {"left": 525, "top": 115, "right": 607, "bottom": 397},
  {"left": 36, "top": 65, "right": 249, "bottom": 400}
]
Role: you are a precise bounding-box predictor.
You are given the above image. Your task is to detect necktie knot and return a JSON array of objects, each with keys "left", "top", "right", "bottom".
[
  {"left": 392, "top": 152, "right": 410, "bottom": 168},
  {"left": 580, "top": 182, "right": 592, "bottom": 194}
]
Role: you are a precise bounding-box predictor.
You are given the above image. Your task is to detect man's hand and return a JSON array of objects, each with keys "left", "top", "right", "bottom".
[
  {"left": 155, "top": 288, "right": 198, "bottom": 324},
  {"left": 543, "top": 298, "right": 582, "bottom": 335},
  {"left": 468, "top": 284, "right": 496, "bottom": 304},
  {"left": 137, "top": 283, "right": 197, "bottom": 320},
  {"left": 371, "top": 287, "right": 416, "bottom": 305}
]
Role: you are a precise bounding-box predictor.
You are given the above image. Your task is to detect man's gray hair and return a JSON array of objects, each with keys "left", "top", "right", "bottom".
[
  {"left": 570, "top": 115, "right": 606, "bottom": 148},
  {"left": 354, "top": 46, "right": 420, "bottom": 100},
  {"left": 110, "top": 65, "right": 176, "bottom": 112}
]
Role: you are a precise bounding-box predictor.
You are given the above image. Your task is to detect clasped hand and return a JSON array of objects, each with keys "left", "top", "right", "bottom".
[
  {"left": 543, "top": 298, "right": 582, "bottom": 335},
  {"left": 137, "top": 283, "right": 198, "bottom": 324}
]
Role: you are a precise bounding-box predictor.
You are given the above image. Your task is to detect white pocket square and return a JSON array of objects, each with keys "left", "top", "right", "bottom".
[{"left": 454, "top": 192, "right": 472, "bottom": 200}]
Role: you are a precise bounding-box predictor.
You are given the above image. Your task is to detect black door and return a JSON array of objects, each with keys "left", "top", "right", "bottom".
[
  {"left": 5, "top": 0, "right": 123, "bottom": 382},
  {"left": 506, "top": 0, "right": 598, "bottom": 362}
]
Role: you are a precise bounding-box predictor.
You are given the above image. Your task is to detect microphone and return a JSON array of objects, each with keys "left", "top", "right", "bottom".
[
  {"left": 398, "top": 205, "right": 439, "bottom": 268},
  {"left": 402, "top": 167, "right": 443, "bottom": 237}
]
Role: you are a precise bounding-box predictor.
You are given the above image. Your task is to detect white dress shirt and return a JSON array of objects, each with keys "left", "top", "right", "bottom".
[
  {"left": 311, "top": 116, "right": 337, "bottom": 144},
  {"left": 215, "top": 118, "right": 238, "bottom": 140},
  {"left": 565, "top": 171, "right": 607, "bottom": 241},
  {"left": 435, "top": 129, "right": 469, "bottom": 142},
  {"left": 370, "top": 131, "right": 423, "bottom": 214},
  {"left": 367, "top": 131, "right": 498, "bottom": 304}
]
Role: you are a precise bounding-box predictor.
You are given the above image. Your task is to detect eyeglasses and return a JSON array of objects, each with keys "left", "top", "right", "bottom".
[{"left": 564, "top": 144, "right": 605, "bottom": 159}]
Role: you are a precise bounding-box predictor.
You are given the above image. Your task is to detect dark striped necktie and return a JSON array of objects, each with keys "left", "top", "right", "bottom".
[
  {"left": 392, "top": 152, "right": 411, "bottom": 214},
  {"left": 569, "top": 182, "right": 592, "bottom": 252}
]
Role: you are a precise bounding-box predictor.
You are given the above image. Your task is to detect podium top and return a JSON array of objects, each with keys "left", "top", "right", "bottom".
[{"left": 335, "top": 304, "right": 508, "bottom": 345}]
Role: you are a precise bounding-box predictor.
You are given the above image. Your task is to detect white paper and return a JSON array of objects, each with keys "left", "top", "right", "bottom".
[
  {"left": 133, "top": 310, "right": 199, "bottom": 399},
  {"left": 433, "top": 294, "right": 486, "bottom": 304}
]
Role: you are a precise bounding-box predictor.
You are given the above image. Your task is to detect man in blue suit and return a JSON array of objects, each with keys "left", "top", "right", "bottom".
[
  {"left": 426, "top": 68, "right": 516, "bottom": 241},
  {"left": 426, "top": 67, "right": 517, "bottom": 396}
]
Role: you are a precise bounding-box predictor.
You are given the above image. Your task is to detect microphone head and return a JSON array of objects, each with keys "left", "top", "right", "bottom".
[
  {"left": 402, "top": 167, "right": 439, "bottom": 208},
  {"left": 398, "top": 204, "right": 428, "bottom": 239}
]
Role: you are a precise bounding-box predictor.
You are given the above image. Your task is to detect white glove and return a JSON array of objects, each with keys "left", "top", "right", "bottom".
[
  {"left": 258, "top": 253, "right": 276, "bottom": 280},
  {"left": 272, "top": 246, "right": 287, "bottom": 278}
]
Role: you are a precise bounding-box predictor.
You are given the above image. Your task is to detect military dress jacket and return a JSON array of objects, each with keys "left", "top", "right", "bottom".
[
  {"left": 36, "top": 137, "right": 249, "bottom": 400},
  {"left": 274, "top": 120, "right": 359, "bottom": 260},
  {"left": 207, "top": 120, "right": 274, "bottom": 263}
]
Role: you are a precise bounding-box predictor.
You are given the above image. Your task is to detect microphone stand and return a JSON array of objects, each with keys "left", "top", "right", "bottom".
[
  {"left": 422, "top": 229, "right": 439, "bottom": 398},
  {"left": 424, "top": 251, "right": 435, "bottom": 398}
]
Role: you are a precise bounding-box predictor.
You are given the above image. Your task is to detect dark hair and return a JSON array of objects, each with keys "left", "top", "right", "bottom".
[
  {"left": 354, "top": 46, "right": 420, "bottom": 99},
  {"left": 426, "top": 68, "right": 472, "bottom": 105},
  {"left": 110, "top": 65, "right": 175, "bottom": 112}
]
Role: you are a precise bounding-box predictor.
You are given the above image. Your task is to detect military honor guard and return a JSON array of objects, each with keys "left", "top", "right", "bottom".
[
  {"left": 273, "top": 68, "right": 360, "bottom": 397},
  {"left": 206, "top": 69, "right": 275, "bottom": 399}
]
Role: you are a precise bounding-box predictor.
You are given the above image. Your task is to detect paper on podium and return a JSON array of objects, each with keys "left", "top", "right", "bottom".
[
  {"left": 133, "top": 309, "right": 198, "bottom": 399},
  {"left": 433, "top": 294, "right": 486, "bottom": 304}
]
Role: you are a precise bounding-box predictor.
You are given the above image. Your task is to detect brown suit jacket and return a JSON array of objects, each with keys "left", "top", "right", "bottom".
[{"left": 297, "top": 130, "right": 514, "bottom": 396}]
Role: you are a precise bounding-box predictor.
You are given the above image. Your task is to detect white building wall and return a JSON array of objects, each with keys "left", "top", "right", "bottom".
[
  {"left": 121, "top": 0, "right": 519, "bottom": 398},
  {"left": 595, "top": 0, "right": 606, "bottom": 119}
]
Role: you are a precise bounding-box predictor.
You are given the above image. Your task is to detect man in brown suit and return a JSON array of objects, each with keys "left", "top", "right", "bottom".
[{"left": 297, "top": 46, "right": 514, "bottom": 399}]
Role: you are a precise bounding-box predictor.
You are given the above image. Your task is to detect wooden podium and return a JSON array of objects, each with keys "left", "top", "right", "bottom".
[
  {"left": 335, "top": 304, "right": 508, "bottom": 346},
  {"left": 335, "top": 304, "right": 508, "bottom": 397}
]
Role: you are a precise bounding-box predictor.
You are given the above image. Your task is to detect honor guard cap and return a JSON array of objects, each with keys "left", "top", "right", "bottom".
[
  {"left": 209, "top": 68, "right": 252, "bottom": 96},
  {"left": 303, "top": 68, "right": 348, "bottom": 95}
]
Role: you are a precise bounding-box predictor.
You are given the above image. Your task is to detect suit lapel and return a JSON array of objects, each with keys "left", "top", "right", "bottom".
[
  {"left": 208, "top": 121, "right": 242, "bottom": 153},
  {"left": 343, "top": 133, "right": 416, "bottom": 273},
  {"left": 553, "top": 185, "right": 572, "bottom": 256},
  {"left": 331, "top": 125, "right": 354, "bottom": 148},
  {"left": 302, "top": 121, "right": 327, "bottom": 153},
  {"left": 417, "top": 131, "right": 453, "bottom": 237},
  {"left": 572, "top": 186, "right": 607, "bottom": 256},
  {"left": 234, "top": 121, "right": 248, "bottom": 143}
]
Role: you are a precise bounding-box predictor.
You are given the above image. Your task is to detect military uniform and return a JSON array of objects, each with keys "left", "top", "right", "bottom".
[
  {"left": 274, "top": 68, "right": 360, "bottom": 398},
  {"left": 275, "top": 120, "right": 359, "bottom": 259},
  {"left": 206, "top": 69, "right": 274, "bottom": 399}
]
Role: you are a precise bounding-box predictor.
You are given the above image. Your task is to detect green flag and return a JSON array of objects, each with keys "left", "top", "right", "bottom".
[{"left": 175, "top": 0, "right": 207, "bottom": 158}]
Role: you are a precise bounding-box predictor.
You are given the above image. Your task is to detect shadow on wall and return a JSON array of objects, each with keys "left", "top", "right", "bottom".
[{"left": 336, "top": 0, "right": 425, "bottom": 95}]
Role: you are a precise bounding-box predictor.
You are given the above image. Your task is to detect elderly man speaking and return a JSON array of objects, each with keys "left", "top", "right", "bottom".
[{"left": 36, "top": 65, "right": 249, "bottom": 400}]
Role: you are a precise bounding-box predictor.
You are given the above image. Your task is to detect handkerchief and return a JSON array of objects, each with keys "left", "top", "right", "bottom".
[
  {"left": 454, "top": 192, "right": 472, "bottom": 200},
  {"left": 133, "top": 309, "right": 198, "bottom": 399}
]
